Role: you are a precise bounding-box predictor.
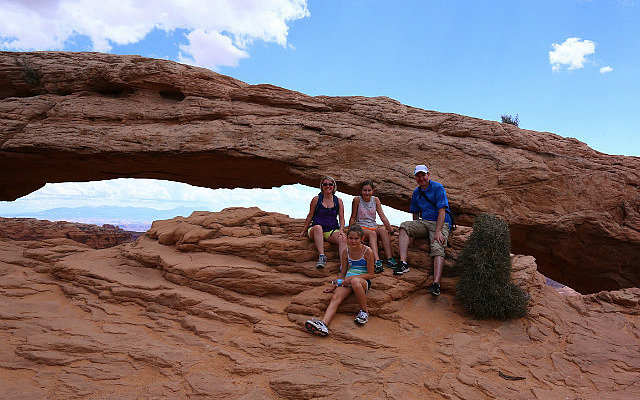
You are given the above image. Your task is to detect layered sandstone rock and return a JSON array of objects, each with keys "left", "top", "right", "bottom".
[
  {"left": 1, "top": 51, "right": 639, "bottom": 293},
  {"left": 0, "top": 208, "right": 638, "bottom": 399},
  {"left": 0, "top": 217, "right": 136, "bottom": 248}
]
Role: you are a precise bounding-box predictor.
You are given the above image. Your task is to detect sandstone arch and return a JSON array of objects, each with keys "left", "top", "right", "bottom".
[{"left": 1, "top": 51, "right": 639, "bottom": 293}]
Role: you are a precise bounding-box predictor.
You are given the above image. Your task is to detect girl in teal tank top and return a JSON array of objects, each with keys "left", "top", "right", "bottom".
[
  {"left": 345, "top": 247, "right": 369, "bottom": 277},
  {"left": 305, "top": 225, "right": 375, "bottom": 336}
]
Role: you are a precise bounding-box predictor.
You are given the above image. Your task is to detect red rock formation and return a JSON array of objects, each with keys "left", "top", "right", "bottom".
[
  {"left": 0, "top": 217, "right": 135, "bottom": 248},
  {"left": 1, "top": 51, "right": 639, "bottom": 293},
  {"left": 0, "top": 208, "right": 638, "bottom": 399}
]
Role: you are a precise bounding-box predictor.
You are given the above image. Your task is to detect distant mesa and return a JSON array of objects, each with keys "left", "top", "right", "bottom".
[
  {"left": 1, "top": 51, "right": 639, "bottom": 293},
  {"left": 2, "top": 205, "right": 198, "bottom": 232},
  {"left": 0, "top": 217, "right": 138, "bottom": 248}
]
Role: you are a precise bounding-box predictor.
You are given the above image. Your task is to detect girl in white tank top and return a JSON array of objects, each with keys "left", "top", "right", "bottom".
[
  {"left": 348, "top": 180, "right": 398, "bottom": 272},
  {"left": 355, "top": 195, "right": 378, "bottom": 228}
]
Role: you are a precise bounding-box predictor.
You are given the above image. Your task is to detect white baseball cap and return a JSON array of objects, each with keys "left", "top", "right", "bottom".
[{"left": 414, "top": 165, "right": 429, "bottom": 175}]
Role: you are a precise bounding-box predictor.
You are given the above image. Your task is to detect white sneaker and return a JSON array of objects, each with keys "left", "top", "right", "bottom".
[
  {"left": 305, "top": 319, "right": 329, "bottom": 336},
  {"left": 354, "top": 310, "right": 369, "bottom": 325},
  {"left": 316, "top": 254, "right": 327, "bottom": 269}
]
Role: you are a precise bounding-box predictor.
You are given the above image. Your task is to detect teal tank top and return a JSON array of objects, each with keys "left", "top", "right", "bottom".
[{"left": 345, "top": 247, "right": 369, "bottom": 277}]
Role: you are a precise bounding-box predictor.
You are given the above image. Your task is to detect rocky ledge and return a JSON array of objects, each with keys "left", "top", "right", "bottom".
[{"left": 1, "top": 208, "right": 638, "bottom": 399}]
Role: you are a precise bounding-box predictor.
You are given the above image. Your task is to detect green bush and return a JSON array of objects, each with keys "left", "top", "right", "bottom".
[
  {"left": 456, "top": 214, "right": 528, "bottom": 319},
  {"left": 501, "top": 114, "right": 519, "bottom": 126}
]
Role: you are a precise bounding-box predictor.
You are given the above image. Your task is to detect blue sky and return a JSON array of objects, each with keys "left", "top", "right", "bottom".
[{"left": 1, "top": 0, "right": 639, "bottom": 225}]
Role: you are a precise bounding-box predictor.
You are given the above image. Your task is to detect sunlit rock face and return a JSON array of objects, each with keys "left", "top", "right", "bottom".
[
  {"left": 1, "top": 51, "right": 639, "bottom": 292},
  {"left": 0, "top": 217, "right": 135, "bottom": 248},
  {"left": 1, "top": 208, "right": 639, "bottom": 399}
]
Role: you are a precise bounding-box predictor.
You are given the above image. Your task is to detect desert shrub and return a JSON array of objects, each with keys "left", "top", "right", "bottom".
[
  {"left": 501, "top": 114, "right": 519, "bottom": 126},
  {"left": 456, "top": 213, "right": 528, "bottom": 319},
  {"left": 18, "top": 57, "right": 40, "bottom": 85}
]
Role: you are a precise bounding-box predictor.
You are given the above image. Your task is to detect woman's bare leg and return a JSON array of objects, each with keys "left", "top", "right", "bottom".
[
  {"left": 327, "top": 231, "right": 347, "bottom": 260},
  {"left": 350, "top": 278, "right": 368, "bottom": 311},
  {"left": 376, "top": 227, "right": 392, "bottom": 259},
  {"left": 322, "top": 286, "right": 353, "bottom": 325},
  {"left": 309, "top": 225, "right": 325, "bottom": 255},
  {"left": 362, "top": 229, "right": 380, "bottom": 260}
]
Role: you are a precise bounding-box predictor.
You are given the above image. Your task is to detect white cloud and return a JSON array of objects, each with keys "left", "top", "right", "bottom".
[
  {"left": 600, "top": 66, "right": 613, "bottom": 73},
  {"left": 178, "top": 29, "right": 249, "bottom": 68},
  {"left": 0, "top": 0, "right": 309, "bottom": 70},
  {"left": 549, "top": 37, "right": 596, "bottom": 72}
]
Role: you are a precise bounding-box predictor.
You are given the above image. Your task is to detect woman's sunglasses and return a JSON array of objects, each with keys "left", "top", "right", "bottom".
[{"left": 322, "top": 182, "right": 334, "bottom": 187}]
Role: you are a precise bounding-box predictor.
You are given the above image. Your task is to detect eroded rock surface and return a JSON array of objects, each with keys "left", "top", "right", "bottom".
[
  {"left": 0, "top": 217, "right": 136, "bottom": 248},
  {"left": 1, "top": 208, "right": 638, "bottom": 399},
  {"left": 1, "top": 51, "right": 639, "bottom": 292}
]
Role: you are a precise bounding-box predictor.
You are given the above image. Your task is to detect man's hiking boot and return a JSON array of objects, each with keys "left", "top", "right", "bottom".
[
  {"left": 374, "top": 260, "right": 384, "bottom": 274},
  {"left": 393, "top": 261, "right": 409, "bottom": 275},
  {"left": 316, "top": 254, "right": 327, "bottom": 269},
  {"left": 385, "top": 257, "right": 398, "bottom": 268},
  {"left": 427, "top": 282, "right": 441, "bottom": 296},
  {"left": 305, "top": 319, "right": 329, "bottom": 336},
  {"left": 354, "top": 310, "right": 369, "bottom": 325}
]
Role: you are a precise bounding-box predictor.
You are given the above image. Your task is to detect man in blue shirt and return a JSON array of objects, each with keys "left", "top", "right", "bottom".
[{"left": 393, "top": 165, "right": 452, "bottom": 296}]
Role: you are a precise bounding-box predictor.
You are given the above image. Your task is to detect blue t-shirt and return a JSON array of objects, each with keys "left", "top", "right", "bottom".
[{"left": 409, "top": 181, "right": 452, "bottom": 224}]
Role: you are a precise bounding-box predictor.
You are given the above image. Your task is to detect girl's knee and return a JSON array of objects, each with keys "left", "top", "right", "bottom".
[
  {"left": 331, "top": 289, "right": 350, "bottom": 303},
  {"left": 351, "top": 278, "right": 366, "bottom": 291}
]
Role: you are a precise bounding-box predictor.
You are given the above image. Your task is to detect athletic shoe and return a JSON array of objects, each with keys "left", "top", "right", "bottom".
[
  {"left": 385, "top": 257, "right": 398, "bottom": 268},
  {"left": 393, "top": 261, "right": 409, "bottom": 275},
  {"left": 316, "top": 254, "right": 327, "bottom": 269},
  {"left": 427, "top": 282, "right": 441, "bottom": 296},
  {"left": 374, "top": 260, "right": 384, "bottom": 274},
  {"left": 354, "top": 310, "right": 369, "bottom": 325},
  {"left": 305, "top": 319, "right": 329, "bottom": 336}
]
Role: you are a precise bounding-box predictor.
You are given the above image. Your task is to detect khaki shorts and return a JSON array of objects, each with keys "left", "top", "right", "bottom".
[{"left": 399, "top": 220, "right": 449, "bottom": 258}]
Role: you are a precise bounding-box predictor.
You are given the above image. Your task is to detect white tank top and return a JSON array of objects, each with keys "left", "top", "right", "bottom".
[{"left": 355, "top": 196, "right": 377, "bottom": 228}]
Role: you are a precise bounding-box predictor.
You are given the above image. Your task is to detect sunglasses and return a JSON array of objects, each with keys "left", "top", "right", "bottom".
[{"left": 322, "top": 182, "right": 334, "bottom": 187}]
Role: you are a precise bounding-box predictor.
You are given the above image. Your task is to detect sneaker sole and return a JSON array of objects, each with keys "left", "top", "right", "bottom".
[
  {"left": 354, "top": 319, "right": 367, "bottom": 326},
  {"left": 305, "top": 321, "right": 328, "bottom": 336},
  {"left": 393, "top": 268, "right": 409, "bottom": 275}
]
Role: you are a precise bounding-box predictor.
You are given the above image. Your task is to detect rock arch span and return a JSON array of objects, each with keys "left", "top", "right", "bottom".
[{"left": 1, "top": 51, "right": 639, "bottom": 293}]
